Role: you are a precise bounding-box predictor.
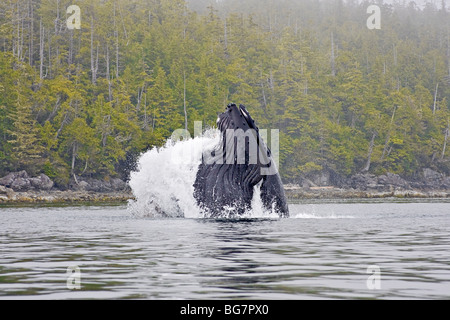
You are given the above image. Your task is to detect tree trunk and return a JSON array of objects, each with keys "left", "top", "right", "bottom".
[
  {"left": 90, "top": 17, "right": 98, "bottom": 84},
  {"left": 447, "top": 27, "right": 450, "bottom": 78},
  {"left": 114, "top": 1, "right": 120, "bottom": 79},
  {"left": 28, "top": 0, "right": 34, "bottom": 66},
  {"left": 56, "top": 112, "right": 68, "bottom": 139},
  {"left": 393, "top": 44, "right": 397, "bottom": 66},
  {"left": 261, "top": 81, "right": 267, "bottom": 109},
  {"left": 11, "top": 1, "right": 16, "bottom": 58},
  {"left": 331, "top": 32, "right": 336, "bottom": 77},
  {"left": 183, "top": 70, "right": 188, "bottom": 131},
  {"left": 441, "top": 119, "right": 449, "bottom": 160},
  {"left": 381, "top": 106, "right": 397, "bottom": 161},
  {"left": 106, "top": 44, "right": 113, "bottom": 101},
  {"left": 55, "top": 0, "right": 60, "bottom": 34},
  {"left": 136, "top": 83, "right": 145, "bottom": 111},
  {"left": 39, "top": 19, "right": 44, "bottom": 79},
  {"left": 71, "top": 143, "right": 79, "bottom": 185},
  {"left": 17, "top": 2, "right": 24, "bottom": 62},
  {"left": 102, "top": 114, "right": 111, "bottom": 148},
  {"left": 47, "top": 29, "right": 51, "bottom": 78},
  {"left": 115, "top": 31, "right": 119, "bottom": 79},
  {"left": 152, "top": 105, "right": 156, "bottom": 132},
  {"left": 68, "top": 28, "right": 73, "bottom": 67},
  {"left": 362, "top": 132, "right": 377, "bottom": 172},
  {"left": 143, "top": 93, "right": 149, "bottom": 131},
  {"left": 224, "top": 18, "right": 228, "bottom": 50},
  {"left": 433, "top": 83, "right": 439, "bottom": 115},
  {"left": 118, "top": 1, "right": 128, "bottom": 46}
]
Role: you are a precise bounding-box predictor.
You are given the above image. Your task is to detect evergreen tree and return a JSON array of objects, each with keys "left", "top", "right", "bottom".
[
  {"left": 8, "top": 77, "right": 45, "bottom": 174},
  {"left": 0, "top": 0, "right": 449, "bottom": 184}
]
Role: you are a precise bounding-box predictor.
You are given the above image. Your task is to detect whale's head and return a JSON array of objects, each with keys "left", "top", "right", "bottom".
[
  {"left": 194, "top": 103, "right": 289, "bottom": 218},
  {"left": 211, "top": 103, "right": 273, "bottom": 170},
  {"left": 217, "top": 103, "right": 258, "bottom": 133}
]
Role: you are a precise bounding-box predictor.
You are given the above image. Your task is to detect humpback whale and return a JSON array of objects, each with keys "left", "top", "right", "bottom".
[{"left": 194, "top": 103, "right": 289, "bottom": 218}]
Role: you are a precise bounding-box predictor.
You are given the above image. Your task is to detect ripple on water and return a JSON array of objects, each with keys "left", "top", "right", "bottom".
[{"left": 0, "top": 202, "right": 450, "bottom": 299}]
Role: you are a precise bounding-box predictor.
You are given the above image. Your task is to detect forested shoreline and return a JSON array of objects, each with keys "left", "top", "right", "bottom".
[{"left": 1, "top": 0, "right": 450, "bottom": 190}]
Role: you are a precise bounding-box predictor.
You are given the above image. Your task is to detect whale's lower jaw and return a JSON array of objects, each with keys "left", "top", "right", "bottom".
[{"left": 193, "top": 163, "right": 260, "bottom": 217}]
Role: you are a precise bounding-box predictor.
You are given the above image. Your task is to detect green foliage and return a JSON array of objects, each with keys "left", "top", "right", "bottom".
[
  {"left": 0, "top": 0, "right": 449, "bottom": 183},
  {"left": 43, "top": 161, "right": 57, "bottom": 179}
]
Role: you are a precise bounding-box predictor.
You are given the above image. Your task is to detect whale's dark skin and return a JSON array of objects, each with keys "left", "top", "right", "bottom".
[{"left": 194, "top": 103, "right": 289, "bottom": 218}]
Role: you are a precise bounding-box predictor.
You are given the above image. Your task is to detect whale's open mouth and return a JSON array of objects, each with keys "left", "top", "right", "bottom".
[
  {"left": 195, "top": 103, "right": 289, "bottom": 218},
  {"left": 212, "top": 103, "right": 271, "bottom": 169},
  {"left": 217, "top": 103, "right": 257, "bottom": 132}
]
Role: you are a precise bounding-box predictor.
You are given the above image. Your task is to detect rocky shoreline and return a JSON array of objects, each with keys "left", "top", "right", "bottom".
[
  {"left": 1, "top": 186, "right": 449, "bottom": 205},
  {"left": 0, "top": 189, "right": 134, "bottom": 204},
  {"left": 0, "top": 171, "right": 134, "bottom": 204},
  {"left": 284, "top": 169, "right": 450, "bottom": 200},
  {"left": 0, "top": 170, "right": 449, "bottom": 204},
  {"left": 284, "top": 185, "right": 450, "bottom": 200}
]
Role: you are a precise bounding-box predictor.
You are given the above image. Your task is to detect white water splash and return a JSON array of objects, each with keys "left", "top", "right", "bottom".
[
  {"left": 127, "top": 129, "right": 279, "bottom": 219},
  {"left": 290, "top": 205, "right": 355, "bottom": 219},
  {"left": 291, "top": 212, "right": 355, "bottom": 219},
  {"left": 127, "top": 129, "right": 216, "bottom": 218}
]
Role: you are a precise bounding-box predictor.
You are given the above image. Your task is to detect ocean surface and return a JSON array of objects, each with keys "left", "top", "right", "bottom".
[{"left": 1, "top": 199, "right": 449, "bottom": 299}]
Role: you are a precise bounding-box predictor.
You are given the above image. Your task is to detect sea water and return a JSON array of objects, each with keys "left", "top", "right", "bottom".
[{"left": 0, "top": 201, "right": 449, "bottom": 299}]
